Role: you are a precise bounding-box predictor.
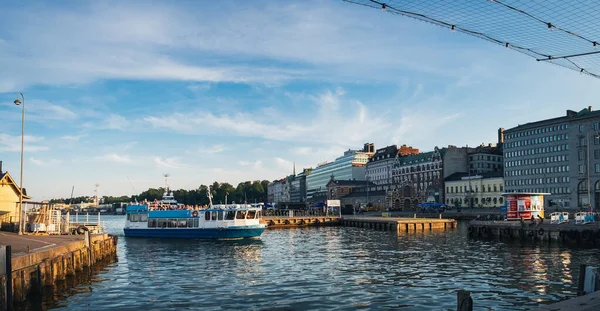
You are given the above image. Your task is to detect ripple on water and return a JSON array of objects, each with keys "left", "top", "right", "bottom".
[{"left": 26, "top": 217, "right": 600, "bottom": 311}]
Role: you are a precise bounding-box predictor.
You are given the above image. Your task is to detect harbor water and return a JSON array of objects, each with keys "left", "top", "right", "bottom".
[{"left": 24, "top": 215, "right": 600, "bottom": 310}]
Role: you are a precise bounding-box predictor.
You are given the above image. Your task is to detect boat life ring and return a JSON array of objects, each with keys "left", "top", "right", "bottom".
[
  {"left": 503, "top": 228, "right": 510, "bottom": 235},
  {"left": 467, "top": 226, "right": 473, "bottom": 233},
  {"left": 192, "top": 210, "right": 199, "bottom": 218},
  {"left": 538, "top": 228, "right": 545, "bottom": 236}
]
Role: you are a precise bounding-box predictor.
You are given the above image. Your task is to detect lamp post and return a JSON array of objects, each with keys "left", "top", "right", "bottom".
[{"left": 14, "top": 93, "right": 25, "bottom": 235}]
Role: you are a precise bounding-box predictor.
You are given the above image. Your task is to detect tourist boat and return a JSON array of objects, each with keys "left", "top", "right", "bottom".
[{"left": 123, "top": 187, "right": 267, "bottom": 239}]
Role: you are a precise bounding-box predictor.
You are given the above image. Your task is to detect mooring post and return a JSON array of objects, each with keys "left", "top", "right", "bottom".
[
  {"left": 577, "top": 264, "right": 587, "bottom": 296},
  {"left": 5, "top": 245, "right": 13, "bottom": 311},
  {"left": 457, "top": 290, "right": 473, "bottom": 311}
]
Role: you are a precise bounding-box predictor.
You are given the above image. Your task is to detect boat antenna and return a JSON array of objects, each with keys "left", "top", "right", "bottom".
[
  {"left": 127, "top": 176, "right": 138, "bottom": 203},
  {"left": 207, "top": 186, "right": 213, "bottom": 207}
]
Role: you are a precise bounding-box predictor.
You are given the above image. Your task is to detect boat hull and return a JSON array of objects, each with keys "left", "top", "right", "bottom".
[{"left": 123, "top": 226, "right": 266, "bottom": 239}]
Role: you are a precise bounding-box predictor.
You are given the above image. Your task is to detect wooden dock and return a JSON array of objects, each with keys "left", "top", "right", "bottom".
[
  {"left": 342, "top": 216, "right": 457, "bottom": 232},
  {"left": 468, "top": 220, "right": 600, "bottom": 244},
  {"left": 262, "top": 216, "right": 341, "bottom": 228}
]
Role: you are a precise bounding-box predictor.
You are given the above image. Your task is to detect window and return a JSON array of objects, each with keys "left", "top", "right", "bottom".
[
  {"left": 236, "top": 211, "right": 247, "bottom": 219},
  {"left": 579, "top": 164, "right": 586, "bottom": 174},
  {"left": 580, "top": 124, "right": 585, "bottom": 133},
  {"left": 247, "top": 210, "right": 257, "bottom": 219},
  {"left": 204, "top": 212, "right": 210, "bottom": 221},
  {"left": 579, "top": 150, "right": 586, "bottom": 160},
  {"left": 225, "top": 211, "right": 235, "bottom": 220},
  {"left": 596, "top": 163, "right": 600, "bottom": 173}
]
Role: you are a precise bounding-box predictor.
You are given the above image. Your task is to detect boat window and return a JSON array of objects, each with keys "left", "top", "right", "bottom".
[
  {"left": 148, "top": 219, "right": 157, "bottom": 228},
  {"left": 157, "top": 219, "right": 168, "bottom": 228},
  {"left": 205, "top": 212, "right": 211, "bottom": 221},
  {"left": 169, "top": 219, "right": 177, "bottom": 228},
  {"left": 247, "top": 210, "right": 257, "bottom": 219},
  {"left": 128, "top": 214, "right": 147, "bottom": 222},
  {"left": 193, "top": 218, "right": 200, "bottom": 227},
  {"left": 217, "top": 211, "right": 224, "bottom": 221},
  {"left": 236, "top": 211, "right": 247, "bottom": 219},
  {"left": 187, "top": 219, "right": 194, "bottom": 228},
  {"left": 225, "top": 211, "right": 236, "bottom": 220},
  {"left": 211, "top": 212, "right": 217, "bottom": 221},
  {"left": 178, "top": 219, "right": 187, "bottom": 228}
]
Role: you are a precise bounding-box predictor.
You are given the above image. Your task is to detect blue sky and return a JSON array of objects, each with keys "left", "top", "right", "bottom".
[{"left": 0, "top": 0, "right": 598, "bottom": 200}]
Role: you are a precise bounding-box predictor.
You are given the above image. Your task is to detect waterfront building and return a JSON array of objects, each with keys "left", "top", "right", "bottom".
[
  {"left": 387, "top": 146, "right": 468, "bottom": 210},
  {"left": 398, "top": 144, "right": 420, "bottom": 156},
  {"left": 365, "top": 145, "right": 398, "bottom": 185},
  {"left": 468, "top": 142, "right": 504, "bottom": 175},
  {"left": 0, "top": 161, "right": 31, "bottom": 229},
  {"left": 444, "top": 171, "right": 504, "bottom": 208},
  {"left": 267, "top": 178, "right": 285, "bottom": 205},
  {"left": 365, "top": 144, "right": 420, "bottom": 186},
  {"left": 290, "top": 168, "right": 312, "bottom": 203},
  {"left": 503, "top": 107, "right": 600, "bottom": 209},
  {"left": 306, "top": 143, "right": 375, "bottom": 201}
]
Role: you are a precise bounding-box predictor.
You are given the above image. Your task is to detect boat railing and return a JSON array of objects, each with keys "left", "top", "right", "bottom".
[{"left": 263, "top": 209, "right": 328, "bottom": 217}]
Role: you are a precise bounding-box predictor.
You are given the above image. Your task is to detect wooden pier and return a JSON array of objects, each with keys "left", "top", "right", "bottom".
[
  {"left": 342, "top": 216, "right": 457, "bottom": 232},
  {"left": 468, "top": 220, "right": 600, "bottom": 244},
  {"left": 262, "top": 216, "right": 341, "bottom": 229}
]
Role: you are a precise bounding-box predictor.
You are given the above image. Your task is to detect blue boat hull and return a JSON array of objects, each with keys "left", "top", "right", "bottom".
[{"left": 123, "top": 227, "right": 266, "bottom": 239}]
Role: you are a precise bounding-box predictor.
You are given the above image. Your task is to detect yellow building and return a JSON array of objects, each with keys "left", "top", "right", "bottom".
[
  {"left": 444, "top": 172, "right": 504, "bottom": 209},
  {"left": 0, "top": 169, "right": 31, "bottom": 230}
]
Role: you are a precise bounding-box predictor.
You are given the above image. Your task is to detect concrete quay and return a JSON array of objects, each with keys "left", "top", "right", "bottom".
[
  {"left": 535, "top": 291, "right": 600, "bottom": 311},
  {"left": 468, "top": 220, "right": 600, "bottom": 244},
  {"left": 0, "top": 232, "right": 118, "bottom": 310},
  {"left": 342, "top": 216, "right": 457, "bottom": 232}
]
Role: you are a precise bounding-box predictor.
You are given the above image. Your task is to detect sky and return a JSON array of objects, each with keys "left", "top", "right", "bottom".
[{"left": 0, "top": 0, "right": 598, "bottom": 200}]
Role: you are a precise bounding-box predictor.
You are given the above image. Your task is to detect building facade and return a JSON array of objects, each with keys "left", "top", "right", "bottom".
[
  {"left": 0, "top": 161, "right": 31, "bottom": 230},
  {"left": 290, "top": 168, "right": 312, "bottom": 203},
  {"left": 444, "top": 172, "right": 504, "bottom": 209},
  {"left": 469, "top": 142, "right": 504, "bottom": 175},
  {"left": 387, "top": 146, "right": 468, "bottom": 210},
  {"left": 365, "top": 145, "right": 398, "bottom": 185},
  {"left": 503, "top": 107, "right": 600, "bottom": 209},
  {"left": 306, "top": 143, "right": 375, "bottom": 201}
]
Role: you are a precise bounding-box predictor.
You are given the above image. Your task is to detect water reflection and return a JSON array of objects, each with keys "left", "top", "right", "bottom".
[{"left": 30, "top": 217, "right": 600, "bottom": 311}]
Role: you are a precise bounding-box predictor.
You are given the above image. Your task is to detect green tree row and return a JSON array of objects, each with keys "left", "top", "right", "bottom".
[{"left": 49, "top": 180, "right": 270, "bottom": 206}]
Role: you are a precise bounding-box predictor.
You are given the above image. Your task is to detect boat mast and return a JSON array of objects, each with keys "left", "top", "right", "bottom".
[{"left": 207, "top": 186, "right": 213, "bottom": 207}]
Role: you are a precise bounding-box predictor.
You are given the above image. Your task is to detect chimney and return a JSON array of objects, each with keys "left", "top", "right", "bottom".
[
  {"left": 498, "top": 128, "right": 505, "bottom": 144},
  {"left": 589, "top": 106, "right": 593, "bottom": 112},
  {"left": 0, "top": 160, "right": 2, "bottom": 173}
]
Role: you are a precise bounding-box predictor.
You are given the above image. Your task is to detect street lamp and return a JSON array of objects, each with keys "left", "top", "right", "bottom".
[{"left": 14, "top": 93, "right": 25, "bottom": 235}]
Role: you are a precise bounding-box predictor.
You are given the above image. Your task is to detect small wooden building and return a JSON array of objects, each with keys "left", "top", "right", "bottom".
[{"left": 0, "top": 166, "right": 31, "bottom": 231}]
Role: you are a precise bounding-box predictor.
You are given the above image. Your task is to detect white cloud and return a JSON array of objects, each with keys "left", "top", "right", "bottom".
[
  {"left": 30, "top": 157, "right": 62, "bottom": 166},
  {"left": 61, "top": 134, "right": 87, "bottom": 142},
  {"left": 154, "top": 156, "right": 187, "bottom": 169},
  {"left": 94, "top": 153, "right": 133, "bottom": 163},
  {"left": 238, "top": 160, "right": 263, "bottom": 170},
  {"left": 0, "top": 134, "right": 49, "bottom": 152},
  {"left": 0, "top": 1, "right": 498, "bottom": 93},
  {"left": 143, "top": 88, "right": 390, "bottom": 145}
]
